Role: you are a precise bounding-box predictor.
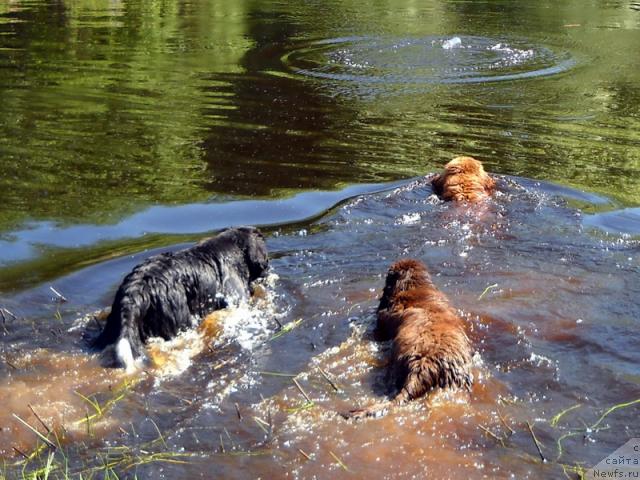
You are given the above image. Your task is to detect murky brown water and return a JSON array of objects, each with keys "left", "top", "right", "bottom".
[{"left": 1, "top": 0, "right": 640, "bottom": 478}]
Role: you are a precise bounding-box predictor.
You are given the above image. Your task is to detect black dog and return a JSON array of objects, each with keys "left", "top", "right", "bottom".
[{"left": 92, "top": 227, "right": 269, "bottom": 370}]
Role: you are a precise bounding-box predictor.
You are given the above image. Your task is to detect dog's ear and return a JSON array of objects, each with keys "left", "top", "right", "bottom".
[
  {"left": 431, "top": 174, "right": 444, "bottom": 195},
  {"left": 483, "top": 174, "right": 496, "bottom": 193},
  {"left": 243, "top": 229, "right": 269, "bottom": 280},
  {"left": 379, "top": 267, "right": 402, "bottom": 310},
  {"left": 445, "top": 164, "right": 463, "bottom": 175}
]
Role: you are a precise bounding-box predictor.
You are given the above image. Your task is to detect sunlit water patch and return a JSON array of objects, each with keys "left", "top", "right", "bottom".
[
  {"left": 584, "top": 207, "right": 640, "bottom": 236},
  {"left": 282, "top": 35, "right": 577, "bottom": 86}
]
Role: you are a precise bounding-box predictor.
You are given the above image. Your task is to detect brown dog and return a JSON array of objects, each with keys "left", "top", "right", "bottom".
[
  {"left": 343, "top": 259, "right": 473, "bottom": 419},
  {"left": 431, "top": 156, "right": 495, "bottom": 203}
]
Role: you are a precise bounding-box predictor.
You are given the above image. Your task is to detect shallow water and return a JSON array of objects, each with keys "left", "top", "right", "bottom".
[
  {"left": 1, "top": 0, "right": 640, "bottom": 478},
  {"left": 1, "top": 177, "right": 639, "bottom": 478}
]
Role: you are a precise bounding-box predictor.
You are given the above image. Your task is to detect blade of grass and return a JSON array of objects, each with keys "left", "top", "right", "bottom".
[
  {"left": 269, "top": 319, "right": 303, "bottom": 341},
  {"left": 329, "top": 451, "right": 349, "bottom": 472},
  {"left": 256, "top": 371, "right": 298, "bottom": 377},
  {"left": 590, "top": 397, "right": 640, "bottom": 431},
  {"left": 478, "top": 283, "right": 499, "bottom": 300},
  {"left": 42, "top": 451, "right": 55, "bottom": 480},
  {"left": 74, "top": 392, "right": 102, "bottom": 416},
  {"left": 526, "top": 422, "right": 546, "bottom": 463},
  {"left": 285, "top": 402, "right": 315, "bottom": 414},
  {"left": 12, "top": 414, "right": 56, "bottom": 450},
  {"left": 550, "top": 404, "right": 582, "bottom": 427},
  {"left": 253, "top": 417, "right": 269, "bottom": 435}
]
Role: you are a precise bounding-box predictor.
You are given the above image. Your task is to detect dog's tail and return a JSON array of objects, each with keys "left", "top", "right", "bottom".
[{"left": 92, "top": 302, "right": 147, "bottom": 372}]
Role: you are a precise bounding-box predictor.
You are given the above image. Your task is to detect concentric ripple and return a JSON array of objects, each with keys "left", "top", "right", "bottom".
[{"left": 282, "top": 35, "right": 576, "bottom": 84}]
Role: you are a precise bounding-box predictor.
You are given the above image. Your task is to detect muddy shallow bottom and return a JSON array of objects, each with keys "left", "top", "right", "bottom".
[{"left": 0, "top": 176, "right": 639, "bottom": 479}]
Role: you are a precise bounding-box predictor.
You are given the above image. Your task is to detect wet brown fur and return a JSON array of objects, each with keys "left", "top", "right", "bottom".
[
  {"left": 343, "top": 259, "right": 473, "bottom": 419},
  {"left": 431, "top": 156, "right": 495, "bottom": 203}
]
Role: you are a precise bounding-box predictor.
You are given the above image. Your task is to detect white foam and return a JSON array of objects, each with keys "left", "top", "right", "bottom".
[
  {"left": 442, "top": 37, "right": 462, "bottom": 50},
  {"left": 215, "top": 273, "right": 283, "bottom": 351},
  {"left": 147, "top": 273, "right": 283, "bottom": 380},
  {"left": 396, "top": 212, "right": 421, "bottom": 225}
]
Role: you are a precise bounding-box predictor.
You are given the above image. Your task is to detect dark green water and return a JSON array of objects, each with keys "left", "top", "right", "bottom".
[{"left": 0, "top": 1, "right": 639, "bottom": 479}]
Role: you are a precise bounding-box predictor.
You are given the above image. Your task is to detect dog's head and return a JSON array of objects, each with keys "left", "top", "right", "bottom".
[
  {"left": 380, "top": 259, "right": 432, "bottom": 302},
  {"left": 375, "top": 259, "right": 434, "bottom": 339},
  {"left": 230, "top": 226, "right": 270, "bottom": 281},
  {"left": 431, "top": 156, "right": 495, "bottom": 202},
  {"left": 443, "top": 156, "right": 487, "bottom": 176}
]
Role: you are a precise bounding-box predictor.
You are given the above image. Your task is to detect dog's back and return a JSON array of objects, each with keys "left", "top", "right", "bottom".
[
  {"left": 92, "top": 254, "right": 189, "bottom": 370},
  {"left": 431, "top": 156, "right": 495, "bottom": 203},
  {"left": 343, "top": 259, "right": 472, "bottom": 419},
  {"left": 92, "top": 227, "right": 269, "bottom": 371}
]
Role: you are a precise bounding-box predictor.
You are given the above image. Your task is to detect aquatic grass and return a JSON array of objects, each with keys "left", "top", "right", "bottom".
[
  {"left": 496, "top": 409, "right": 515, "bottom": 436},
  {"left": 550, "top": 404, "right": 582, "bottom": 427},
  {"left": 9, "top": 378, "right": 145, "bottom": 478},
  {"left": 218, "top": 450, "right": 272, "bottom": 457},
  {"left": 74, "top": 392, "right": 103, "bottom": 418},
  {"left": 42, "top": 451, "right": 54, "bottom": 480},
  {"left": 50, "top": 287, "right": 67, "bottom": 324},
  {"left": 12, "top": 426, "right": 195, "bottom": 480},
  {"left": 0, "top": 307, "right": 12, "bottom": 334},
  {"left": 148, "top": 418, "right": 168, "bottom": 450},
  {"left": 555, "top": 431, "right": 582, "bottom": 462},
  {"left": 478, "top": 424, "right": 506, "bottom": 447},
  {"left": 329, "top": 451, "right": 349, "bottom": 472},
  {"left": 526, "top": 422, "right": 546, "bottom": 463},
  {"left": 74, "top": 378, "right": 135, "bottom": 428},
  {"left": 27, "top": 405, "right": 52, "bottom": 437},
  {"left": 470, "top": 398, "right": 638, "bottom": 474},
  {"left": 122, "top": 452, "right": 191, "bottom": 471},
  {"left": 269, "top": 318, "right": 303, "bottom": 341},
  {"left": 49, "top": 287, "right": 67, "bottom": 303},
  {"left": 284, "top": 402, "right": 315, "bottom": 414},
  {"left": 223, "top": 427, "right": 235, "bottom": 450},
  {"left": 590, "top": 397, "right": 640, "bottom": 430},
  {"left": 318, "top": 367, "right": 340, "bottom": 392},
  {"left": 560, "top": 463, "right": 586, "bottom": 480},
  {"left": 298, "top": 448, "right": 313, "bottom": 461},
  {"left": 478, "top": 283, "right": 499, "bottom": 300},
  {"left": 292, "top": 378, "right": 312, "bottom": 403},
  {"left": 253, "top": 416, "right": 270, "bottom": 435},
  {"left": 551, "top": 397, "right": 640, "bottom": 462},
  {"left": 3, "top": 357, "right": 18, "bottom": 370},
  {"left": 12, "top": 414, "right": 57, "bottom": 451},
  {"left": 219, "top": 433, "right": 226, "bottom": 453},
  {"left": 256, "top": 370, "right": 298, "bottom": 377}
]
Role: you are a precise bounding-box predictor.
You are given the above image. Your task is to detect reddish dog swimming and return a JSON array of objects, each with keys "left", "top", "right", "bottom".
[
  {"left": 343, "top": 259, "right": 473, "bottom": 419},
  {"left": 431, "top": 156, "right": 495, "bottom": 203}
]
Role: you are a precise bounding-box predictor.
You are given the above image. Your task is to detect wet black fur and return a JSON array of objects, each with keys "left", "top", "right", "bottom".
[{"left": 92, "top": 226, "right": 269, "bottom": 367}]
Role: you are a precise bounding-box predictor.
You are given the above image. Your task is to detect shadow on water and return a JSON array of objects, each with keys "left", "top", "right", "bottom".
[{"left": 1, "top": 176, "right": 638, "bottom": 478}]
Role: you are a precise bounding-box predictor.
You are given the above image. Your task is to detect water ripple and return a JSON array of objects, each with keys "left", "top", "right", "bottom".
[{"left": 282, "top": 35, "right": 577, "bottom": 85}]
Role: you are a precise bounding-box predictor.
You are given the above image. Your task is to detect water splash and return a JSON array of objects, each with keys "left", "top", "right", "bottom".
[
  {"left": 442, "top": 36, "right": 462, "bottom": 50},
  {"left": 282, "top": 35, "right": 576, "bottom": 86}
]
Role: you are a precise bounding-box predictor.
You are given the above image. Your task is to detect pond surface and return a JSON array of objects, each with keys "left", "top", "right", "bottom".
[{"left": 0, "top": 0, "right": 639, "bottom": 478}]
